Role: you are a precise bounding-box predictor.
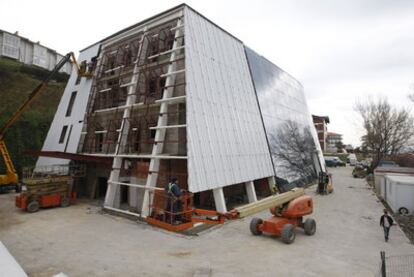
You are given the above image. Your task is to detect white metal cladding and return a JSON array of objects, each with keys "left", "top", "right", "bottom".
[
  {"left": 245, "top": 47, "right": 325, "bottom": 181},
  {"left": 36, "top": 44, "right": 100, "bottom": 168},
  {"left": 184, "top": 7, "right": 275, "bottom": 193}
]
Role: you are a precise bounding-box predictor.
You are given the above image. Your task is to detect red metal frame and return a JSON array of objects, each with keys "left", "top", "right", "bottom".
[
  {"left": 146, "top": 190, "right": 225, "bottom": 232},
  {"left": 15, "top": 191, "right": 77, "bottom": 212}
]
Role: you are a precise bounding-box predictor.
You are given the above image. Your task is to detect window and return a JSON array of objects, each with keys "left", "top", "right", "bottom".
[
  {"left": 95, "top": 133, "right": 104, "bottom": 152},
  {"left": 59, "top": 125, "right": 68, "bottom": 144},
  {"left": 66, "top": 91, "right": 77, "bottom": 117}
]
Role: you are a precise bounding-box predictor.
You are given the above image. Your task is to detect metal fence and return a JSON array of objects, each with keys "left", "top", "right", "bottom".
[{"left": 376, "top": 251, "right": 414, "bottom": 277}]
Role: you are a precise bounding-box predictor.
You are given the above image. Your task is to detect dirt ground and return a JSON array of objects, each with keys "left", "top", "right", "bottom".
[{"left": 1, "top": 167, "right": 413, "bottom": 277}]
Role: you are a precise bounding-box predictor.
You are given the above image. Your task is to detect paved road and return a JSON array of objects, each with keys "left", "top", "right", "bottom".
[{"left": 0, "top": 167, "right": 412, "bottom": 276}]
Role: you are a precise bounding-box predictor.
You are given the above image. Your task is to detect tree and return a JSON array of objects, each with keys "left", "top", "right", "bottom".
[
  {"left": 335, "top": 141, "right": 345, "bottom": 152},
  {"left": 355, "top": 98, "right": 414, "bottom": 169},
  {"left": 268, "top": 120, "right": 318, "bottom": 183}
]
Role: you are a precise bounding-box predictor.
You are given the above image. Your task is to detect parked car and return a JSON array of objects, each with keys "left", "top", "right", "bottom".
[
  {"left": 325, "top": 156, "right": 346, "bottom": 167},
  {"left": 378, "top": 160, "right": 399, "bottom": 167},
  {"left": 347, "top": 154, "right": 357, "bottom": 166}
]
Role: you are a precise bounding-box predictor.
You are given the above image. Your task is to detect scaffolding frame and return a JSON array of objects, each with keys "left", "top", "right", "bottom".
[{"left": 77, "top": 14, "right": 189, "bottom": 217}]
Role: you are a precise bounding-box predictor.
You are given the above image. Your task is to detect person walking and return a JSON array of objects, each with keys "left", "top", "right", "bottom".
[
  {"left": 380, "top": 209, "right": 394, "bottom": 242},
  {"left": 165, "top": 177, "right": 182, "bottom": 224}
]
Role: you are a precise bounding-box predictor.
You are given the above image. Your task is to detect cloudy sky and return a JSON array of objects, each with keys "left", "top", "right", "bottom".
[{"left": 1, "top": 0, "right": 413, "bottom": 146}]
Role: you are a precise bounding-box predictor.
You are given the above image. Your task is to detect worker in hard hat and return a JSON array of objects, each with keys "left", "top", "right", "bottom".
[{"left": 165, "top": 177, "right": 182, "bottom": 224}]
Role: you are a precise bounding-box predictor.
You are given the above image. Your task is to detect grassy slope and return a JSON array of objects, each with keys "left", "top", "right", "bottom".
[{"left": 0, "top": 57, "right": 67, "bottom": 175}]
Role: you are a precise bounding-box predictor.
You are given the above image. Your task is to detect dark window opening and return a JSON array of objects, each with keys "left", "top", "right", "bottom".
[
  {"left": 120, "top": 87, "right": 128, "bottom": 101},
  {"left": 95, "top": 133, "right": 104, "bottom": 152},
  {"left": 149, "top": 78, "right": 156, "bottom": 95},
  {"left": 133, "top": 129, "right": 141, "bottom": 152},
  {"left": 88, "top": 57, "right": 97, "bottom": 74},
  {"left": 120, "top": 184, "right": 128, "bottom": 204},
  {"left": 59, "top": 125, "right": 68, "bottom": 144},
  {"left": 159, "top": 77, "right": 166, "bottom": 97},
  {"left": 75, "top": 74, "right": 81, "bottom": 85},
  {"left": 66, "top": 91, "right": 77, "bottom": 117},
  {"left": 150, "top": 129, "right": 156, "bottom": 139},
  {"left": 97, "top": 177, "right": 108, "bottom": 198},
  {"left": 107, "top": 55, "right": 116, "bottom": 69},
  {"left": 124, "top": 49, "right": 133, "bottom": 67}
]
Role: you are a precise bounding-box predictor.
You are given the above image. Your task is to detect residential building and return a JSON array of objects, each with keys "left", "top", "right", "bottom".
[
  {"left": 0, "top": 29, "right": 72, "bottom": 74},
  {"left": 312, "top": 115, "right": 329, "bottom": 152},
  {"left": 36, "top": 4, "right": 325, "bottom": 217},
  {"left": 327, "top": 132, "right": 343, "bottom": 152}
]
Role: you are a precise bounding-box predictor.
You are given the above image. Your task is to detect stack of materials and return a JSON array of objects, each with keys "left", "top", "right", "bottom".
[
  {"left": 24, "top": 176, "right": 71, "bottom": 196},
  {"left": 229, "top": 188, "right": 305, "bottom": 218}
]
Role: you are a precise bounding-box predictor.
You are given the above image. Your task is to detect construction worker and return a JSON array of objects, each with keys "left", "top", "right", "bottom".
[
  {"left": 165, "top": 177, "right": 182, "bottom": 224},
  {"left": 380, "top": 209, "right": 394, "bottom": 242}
]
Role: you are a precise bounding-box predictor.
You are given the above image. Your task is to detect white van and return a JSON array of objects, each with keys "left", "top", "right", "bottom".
[{"left": 347, "top": 154, "right": 357, "bottom": 166}]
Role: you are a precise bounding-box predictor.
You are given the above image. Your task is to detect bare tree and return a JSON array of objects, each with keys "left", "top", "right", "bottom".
[
  {"left": 269, "top": 120, "right": 317, "bottom": 182},
  {"left": 355, "top": 98, "right": 414, "bottom": 169}
]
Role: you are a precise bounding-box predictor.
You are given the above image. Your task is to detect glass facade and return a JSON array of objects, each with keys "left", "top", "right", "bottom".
[{"left": 245, "top": 47, "right": 323, "bottom": 188}]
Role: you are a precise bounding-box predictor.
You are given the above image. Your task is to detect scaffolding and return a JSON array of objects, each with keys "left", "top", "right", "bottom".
[{"left": 77, "top": 14, "right": 188, "bottom": 217}]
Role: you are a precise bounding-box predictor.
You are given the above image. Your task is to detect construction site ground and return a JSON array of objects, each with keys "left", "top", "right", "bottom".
[{"left": 0, "top": 167, "right": 413, "bottom": 277}]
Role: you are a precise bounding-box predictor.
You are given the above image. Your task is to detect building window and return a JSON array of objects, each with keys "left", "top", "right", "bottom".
[
  {"left": 66, "top": 91, "right": 77, "bottom": 117},
  {"left": 59, "top": 125, "right": 68, "bottom": 144},
  {"left": 95, "top": 133, "right": 104, "bottom": 152}
]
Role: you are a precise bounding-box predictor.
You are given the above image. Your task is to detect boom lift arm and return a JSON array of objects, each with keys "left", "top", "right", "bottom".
[{"left": 0, "top": 52, "right": 92, "bottom": 189}]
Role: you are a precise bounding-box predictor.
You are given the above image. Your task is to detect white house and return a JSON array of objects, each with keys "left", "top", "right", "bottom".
[{"left": 0, "top": 29, "right": 72, "bottom": 74}]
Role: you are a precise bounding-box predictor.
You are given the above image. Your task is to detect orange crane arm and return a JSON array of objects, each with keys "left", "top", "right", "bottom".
[{"left": 0, "top": 52, "right": 92, "bottom": 186}]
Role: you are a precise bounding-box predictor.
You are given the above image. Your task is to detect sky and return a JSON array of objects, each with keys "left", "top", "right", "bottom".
[{"left": 1, "top": 0, "right": 414, "bottom": 146}]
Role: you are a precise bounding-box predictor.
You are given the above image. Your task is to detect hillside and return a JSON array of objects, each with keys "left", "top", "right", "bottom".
[{"left": 0, "top": 57, "right": 68, "bottom": 175}]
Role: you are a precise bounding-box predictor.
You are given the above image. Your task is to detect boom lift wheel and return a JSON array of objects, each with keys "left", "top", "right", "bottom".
[
  {"left": 281, "top": 224, "right": 296, "bottom": 244},
  {"left": 250, "top": 217, "right": 263, "bottom": 235},
  {"left": 303, "top": 218, "right": 316, "bottom": 235},
  {"left": 27, "top": 200, "right": 40, "bottom": 213}
]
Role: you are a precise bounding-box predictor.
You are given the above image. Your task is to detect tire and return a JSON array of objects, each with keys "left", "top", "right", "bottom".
[
  {"left": 281, "top": 224, "right": 296, "bottom": 244},
  {"left": 250, "top": 217, "right": 263, "bottom": 236},
  {"left": 60, "top": 197, "right": 71, "bottom": 207},
  {"left": 399, "top": 207, "right": 409, "bottom": 215},
  {"left": 27, "top": 200, "right": 40, "bottom": 213},
  {"left": 304, "top": 218, "right": 316, "bottom": 235}
]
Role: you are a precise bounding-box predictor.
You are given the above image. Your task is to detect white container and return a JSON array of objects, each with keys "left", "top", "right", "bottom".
[{"left": 384, "top": 174, "right": 414, "bottom": 214}]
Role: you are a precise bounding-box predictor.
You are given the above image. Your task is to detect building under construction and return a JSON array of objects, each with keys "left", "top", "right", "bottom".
[{"left": 36, "top": 4, "right": 324, "bottom": 217}]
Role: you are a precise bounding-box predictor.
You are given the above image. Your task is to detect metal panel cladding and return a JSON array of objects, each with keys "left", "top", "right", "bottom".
[
  {"left": 184, "top": 8, "right": 274, "bottom": 193},
  {"left": 245, "top": 47, "right": 325, "bottom": 183}
]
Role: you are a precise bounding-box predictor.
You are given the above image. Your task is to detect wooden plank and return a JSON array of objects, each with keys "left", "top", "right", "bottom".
[{"left": 235, "top": 188, "right": 305, "bottom": 218}]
